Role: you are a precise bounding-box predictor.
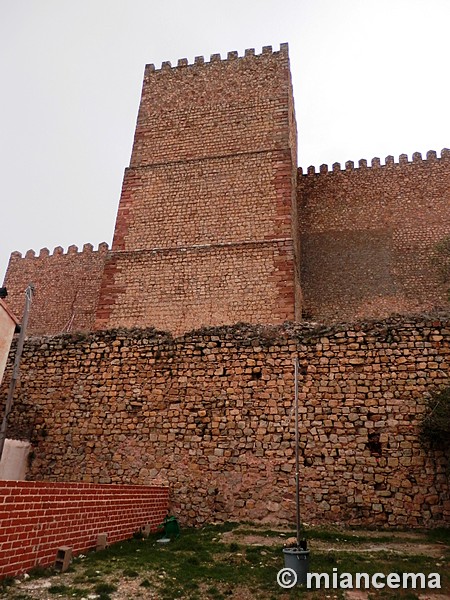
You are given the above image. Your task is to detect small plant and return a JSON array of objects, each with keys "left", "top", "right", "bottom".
[
  {"left": 432, "top": 235, "right": 450, "bottom": 300},
  {"left": 419, "top": 386, "right": 450, "bottom": 451},
  {"left": 49, "top": 584, "right": 88, "bottom": 597},
  {"left": 27, "top": 564, "right": 54, "bottom": 579},
  {"left": 49, "top": 584, "right": 69, "bottom": 594},
  {"left": 122, "top": 568, "right": 139, "bottom": 578},
  {"left": 94, "top": 582, "right": 117, "bottom": 594},
  {"left": 132, "top": 529, "right": 144, "bottom": 540},
  {"left": 0, "top": 576, "right": 14, "bottom": 591}
]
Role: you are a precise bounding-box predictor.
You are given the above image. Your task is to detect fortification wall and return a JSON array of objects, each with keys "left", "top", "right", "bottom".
[
  {"left": 298, "top": 150, "right": 450, "bottom": 322},
  {"left": 3, "top": 316, "right": 449, "bottom": 528},
  {"left": 97, "top": 44, "right": 299, "bottom": 332},
  {"left": 95, "top": 241, "right": 294, "bottom": 333},
  {"left": 5, "top": 45, "right": 450, "bottom": 335},
  {"left": 3, "top": 244, "right": 108, "bottom": 335}
]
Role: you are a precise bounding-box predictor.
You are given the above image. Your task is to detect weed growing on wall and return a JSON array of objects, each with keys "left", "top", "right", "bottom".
[
  {"left": 420, "top": 386, "right": 450, "bottom": 453},
  {"left": 433, "top": 236, "right": 450, "bottom": 300}
]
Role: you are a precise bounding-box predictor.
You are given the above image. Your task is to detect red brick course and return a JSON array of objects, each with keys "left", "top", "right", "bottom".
[{"left": 0, "top": 481, "right": 168, "bottom": 578}]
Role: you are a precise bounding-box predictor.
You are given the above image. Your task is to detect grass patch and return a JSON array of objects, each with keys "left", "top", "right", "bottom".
[
  {"left": 94, "top": 582, "right": 117, "bottom": 594},
  {"left": 122, "top": 567, "right": 140, "bottom": 578},
  {"left": 0, "top": 524, "right": 448, "bottom": 599},
  {"left": 426, "top": 527, "right": 450, "bottom": 545},
  {"left": 26, "top": 565, "right": 54, "bottom": 579},
  {"left": 0, "top": 577, "right": 14, "bottom": 590},
  {"left": 236, "top": 525, "right": 421, "bottom": 546},
  {"left": 48, "top": 585, "right": 69, "bottom": 594}
]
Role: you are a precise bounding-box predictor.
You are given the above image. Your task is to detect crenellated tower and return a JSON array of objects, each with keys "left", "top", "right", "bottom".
[{"left": 95, "top": 43, "right": 300, "bottom": 332}]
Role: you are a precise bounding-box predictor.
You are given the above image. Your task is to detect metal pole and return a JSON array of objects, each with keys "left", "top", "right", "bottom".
[
  {"left": 294, "top": 357, "right": 301, "bottom": 547},
  {"left": 0, "top": 284, "right": 34, "bottom": 462}
]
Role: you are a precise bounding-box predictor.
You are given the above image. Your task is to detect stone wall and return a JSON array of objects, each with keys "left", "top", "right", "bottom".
[
  {"left": 95, "top": 241, "right": 294, "bottom": 334},
  {"left": 3, "top": 44, "right": 450, "bottom": 336},
  {"left": 96, "top": 43, "right": 299, "bottom": 332},
  {"left": 298, "top": 150, "right": 450, "bottom": 322},
  {"left": 3, "top": 244, "right": 109, "bottom": 335},
  {"left": 3, "top": 315, "right": 449, "bottom": 528}
]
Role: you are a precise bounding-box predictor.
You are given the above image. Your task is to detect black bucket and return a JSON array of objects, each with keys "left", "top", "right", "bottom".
[{"left": 282, "top": 547, "right": 310, "bottom": 585}]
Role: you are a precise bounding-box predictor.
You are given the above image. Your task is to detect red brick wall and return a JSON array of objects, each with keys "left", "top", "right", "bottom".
[
  {"left": 3, "top": 244, "right": 109, "bottom": 336},
  {"left": 298, "top": 150, "right": 450, "bottom": 322},
  {"left": 96, "top": 44, "right": 299, "bottom": 332},
  {"left": 0, "top": 481, "right": 168, "bottom": 578}
]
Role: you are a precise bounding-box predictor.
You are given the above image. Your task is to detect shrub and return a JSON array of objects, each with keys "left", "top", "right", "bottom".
[{"left": 419, "top": 387, "right": 450, "bottom": 451}]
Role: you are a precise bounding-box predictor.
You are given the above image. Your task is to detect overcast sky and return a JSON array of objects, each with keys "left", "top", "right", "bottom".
[{"left": 1, "top": 0, "right": 450, "bottom": 284}]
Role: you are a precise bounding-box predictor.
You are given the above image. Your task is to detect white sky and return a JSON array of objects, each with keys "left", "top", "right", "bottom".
[{"left": 1, "top": 0, "right": 450, "bottom": 283}]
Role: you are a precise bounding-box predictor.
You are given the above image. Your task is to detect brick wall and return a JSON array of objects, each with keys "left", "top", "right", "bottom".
[
  {"left": 3, "top": 244, "right": 109, "bottom": 336},
  {"left": 96, "top": 44, "right": 299, "bottom": 332},
  {"left": 298, "top": 150, "right": 450, "bottom": 322},
  {"left": 0, "top": 481, "right": 168, "bottom": 578},
  {"left": 3, "top": 315, "right": 449, "bottom": 529}
]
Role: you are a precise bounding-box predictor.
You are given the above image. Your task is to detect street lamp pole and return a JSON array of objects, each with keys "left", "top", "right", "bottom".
[{"left": 0, "top": 284, "right": 34, "bottom": 462}]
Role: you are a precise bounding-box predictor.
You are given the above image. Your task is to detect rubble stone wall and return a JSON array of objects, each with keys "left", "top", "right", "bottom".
[{"left": 3, "top": 315, "right": 449, "bottom": 528}]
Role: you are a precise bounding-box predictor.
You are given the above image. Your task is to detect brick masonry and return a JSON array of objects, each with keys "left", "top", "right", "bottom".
[
  {"left": 2, "top": 315, "right": 449, "bottom": 529},
  {"left": 0, "top": 481, "right": 168, "bottom": 578}
]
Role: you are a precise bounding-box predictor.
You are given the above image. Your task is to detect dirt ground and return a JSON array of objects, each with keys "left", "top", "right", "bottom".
[
  {"left": 3, "top": 525, "right": 449, "bottom": 600},
  {"left": 220, "top": 528, "right": 448, "bottom": 558}
]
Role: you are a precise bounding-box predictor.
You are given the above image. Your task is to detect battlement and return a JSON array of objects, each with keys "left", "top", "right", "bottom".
[
  {"left": 144, "top": 43, "right": 289, "bottom": 74},
  {"left": 4, "top": 242, "right": 110, "bottom": 335},
  {"left": 9, "top": 242, "right": 109, "bottom": 260},
  {"left": 4, "top": 42, "right": 450, "bottom": 336},
  {"left": 299, "top": 147, "right": 450, "bottom": 176},
  {"left": 131, "top": 41, "right": 294, "bottom": 170}
]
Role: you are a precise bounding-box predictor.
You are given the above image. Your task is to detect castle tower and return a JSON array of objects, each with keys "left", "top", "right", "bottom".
[{"left": 95, "top": 44, "right": 300, "bottom": 333}]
